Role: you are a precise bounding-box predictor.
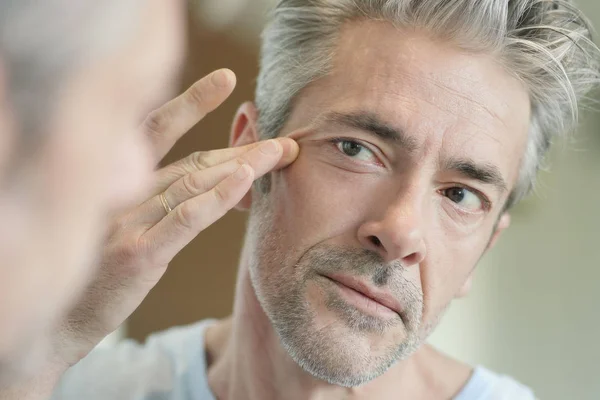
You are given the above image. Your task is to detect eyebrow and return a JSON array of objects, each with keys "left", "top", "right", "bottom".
[
  {"left": 444, "top": 159, "right": 508, "bottom": 194},
  {"left": 322, "top": 111, "right": 420, "bottom": 153}
]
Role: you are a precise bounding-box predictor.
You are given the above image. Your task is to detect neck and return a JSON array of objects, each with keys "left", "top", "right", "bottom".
[{"left": 206, "top": 246, "right": 472, "bottom": 400}]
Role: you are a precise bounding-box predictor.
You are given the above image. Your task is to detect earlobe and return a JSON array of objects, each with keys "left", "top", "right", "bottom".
[
  {"left": 230, "top": 102, "right": 261, "bottom": 211},
  {"left": 457, "top": 213, "right": 511, "bottom": 299},
  {"left": 456, "top": 274, "right": 473, "bottom": 298},
  {"left": 487, "top": 213, "right": 511, "bottom": 251}
]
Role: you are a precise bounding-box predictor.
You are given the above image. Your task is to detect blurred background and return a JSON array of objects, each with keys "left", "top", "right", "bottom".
[{"left": 118, "top": 1, "right": 600, "bottom": 399}]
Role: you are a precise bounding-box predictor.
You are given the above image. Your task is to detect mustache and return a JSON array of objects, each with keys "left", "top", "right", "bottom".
[
  {"left": 301, "top": 245, "right": 406, "bottom": 288},
  {"left": 300, "top": 244, "right": 423, "bottom": 322}
]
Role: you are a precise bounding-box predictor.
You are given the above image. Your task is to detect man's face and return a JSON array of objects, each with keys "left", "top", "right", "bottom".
[{"left": 245, "top": 22, "right": 530, "bottom": 386}]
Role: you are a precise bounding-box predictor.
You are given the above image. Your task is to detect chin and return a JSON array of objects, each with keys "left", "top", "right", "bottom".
[
  {"left": 277, "top": 309, "right": 402, "bottom": 388},
  {"left": 263, "top": 278, "right": 415, "bottom": 387}
]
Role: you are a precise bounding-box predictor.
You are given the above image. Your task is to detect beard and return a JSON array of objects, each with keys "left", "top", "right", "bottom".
[{"left": 245, "top": 196, "right": 425, "bottom": 387}]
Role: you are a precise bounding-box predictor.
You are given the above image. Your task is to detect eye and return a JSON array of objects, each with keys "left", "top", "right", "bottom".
[
  {"left": 443, "top": 187, "right": 485, "bottom": 212},
  {"left": 335, "top": 139, "right": 377, "bottom": 163}
]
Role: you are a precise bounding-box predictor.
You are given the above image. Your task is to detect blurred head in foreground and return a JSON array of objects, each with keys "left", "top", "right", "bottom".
[{"left": 0, "top": 0, "right": 184, "bottom": 377}]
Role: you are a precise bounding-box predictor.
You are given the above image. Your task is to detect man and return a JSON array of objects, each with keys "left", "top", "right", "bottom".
[{"left": 8, "top": 0, "right": 600, "bottom": 399}]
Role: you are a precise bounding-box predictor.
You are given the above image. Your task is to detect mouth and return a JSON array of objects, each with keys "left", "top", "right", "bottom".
[{"left": 321, "top": 273, "right": 402, "bottom": 319}]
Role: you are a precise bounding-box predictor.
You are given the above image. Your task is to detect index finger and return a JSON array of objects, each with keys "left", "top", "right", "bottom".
[{"left": 142, "top": 69, "right": 237, "bottom": 164}]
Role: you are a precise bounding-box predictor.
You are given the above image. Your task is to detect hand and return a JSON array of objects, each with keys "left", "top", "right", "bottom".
[{"left": 52, "top": 69, "right": 299, "bottom": 367}]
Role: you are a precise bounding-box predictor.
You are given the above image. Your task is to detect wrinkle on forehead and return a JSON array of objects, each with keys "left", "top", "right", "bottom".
[
  {"left": 332, "top": 21, "right": 528, "bottom": 132},
  {"left": 427, "top": 78, "right": 506, "bottom": 129}
]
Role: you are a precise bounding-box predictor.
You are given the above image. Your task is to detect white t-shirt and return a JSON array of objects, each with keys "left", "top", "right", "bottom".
[{"left": 50, "top": 320, "right": 536, "bottom": 400}]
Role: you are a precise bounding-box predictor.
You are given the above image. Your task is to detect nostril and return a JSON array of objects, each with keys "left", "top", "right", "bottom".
[
  {"left": 403, "top": 252, "right": 422, "bottom": 266},
  {"left": 369, "top": 236, "right": 382, "bottom": 247}
]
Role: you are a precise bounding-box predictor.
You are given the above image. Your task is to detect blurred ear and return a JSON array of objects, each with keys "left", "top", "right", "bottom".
[
  {"left": 456, "top": 213, "right": 511, "bottom": 298},
  {"left": 0, "top": 59, "right": 16, "bottom": 177},
  {"left": 229, "top": 102, "right": 260, "bottom": 210}
]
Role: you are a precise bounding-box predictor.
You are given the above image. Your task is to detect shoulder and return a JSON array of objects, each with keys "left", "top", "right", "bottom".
[
  {"left": 418, "top": 346, "right": 535, "bottom": 400},
  {"left": 51, "top": 320, "right": 216, "bottom": 400},
  {"left": 454, "top": 366, "right": 536, "bottom": 400}
]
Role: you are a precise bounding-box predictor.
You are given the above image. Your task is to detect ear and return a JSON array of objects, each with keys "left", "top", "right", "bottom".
[
  {"left": 456, "top": 213, "right": 511, "bottom": 298},
  {"left": 456, "top": 273, "right": 473, "bottom": 299},
  {"left": 487, "top": 212, "right": 511, "bottom": 251},
  {"left": 230, "top": 102, "right": 260, "bottom": 210}
]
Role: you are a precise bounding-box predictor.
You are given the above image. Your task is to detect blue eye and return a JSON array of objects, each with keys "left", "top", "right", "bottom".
[
  {"left": 444, "top": 187, "right": 483, "bottom": 211},
  {"left": 336, "top": 140, "right": 376, "bottom": 162}
]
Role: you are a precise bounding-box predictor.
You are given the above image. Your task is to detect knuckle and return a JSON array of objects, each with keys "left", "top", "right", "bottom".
[
  {"left": 180, "top": 173, "right": 196, "bottom": 196},
  {"left": 181, "top": 173, "right": 203, "bottom": 197},
  {"left": 143, "top": 110, "right": 166, "bottom": 137},
  {"left": 212, "top": 183, "right": 228, "bottom": 205},
  {"left": 106, "top": 236, "right": 141, "bottom": 267},
  {"left": 106, "top": 211, "right": 135, "bottom": 238},
  {"left": 233, "top": 157, "right": 247, "bottom": 168},
  {"left": 108, "top": 218, "right": 127, "bottom": 237},
  {"left": 173, "top": 202, "right": 197, "bottom": 231},
  {"left": 190, "top": 151, "right": 211, "bottom": 171}
]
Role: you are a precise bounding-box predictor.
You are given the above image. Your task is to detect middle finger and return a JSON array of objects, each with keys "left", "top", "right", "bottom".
[{"left": 136, "top": 139, "right": 292, "bottom": 227}]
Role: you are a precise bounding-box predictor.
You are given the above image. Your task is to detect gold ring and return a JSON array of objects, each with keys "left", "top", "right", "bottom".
[{"left": 159, "top": 192, "right": 173, "bottom": 215}]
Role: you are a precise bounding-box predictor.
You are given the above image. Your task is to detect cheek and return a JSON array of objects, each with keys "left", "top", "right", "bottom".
[{"left": 271, "top": 149, "right": 380, "bottom": 250}]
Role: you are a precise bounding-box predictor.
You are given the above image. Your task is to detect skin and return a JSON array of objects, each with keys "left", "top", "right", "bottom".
[
  {"left": 0, "top": 0, "right": 185, "bottom": 377},
  {"left": 206, "top": 22, "right": 530, "bottom": 399}
]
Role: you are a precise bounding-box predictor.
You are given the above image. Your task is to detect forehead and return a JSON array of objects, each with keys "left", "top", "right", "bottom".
[{"left": 285, "top": 21, "right": 531, "bottom": 191}]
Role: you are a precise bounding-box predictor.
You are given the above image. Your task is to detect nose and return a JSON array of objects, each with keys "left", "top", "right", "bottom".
[{"left": 357, "top": 194, "right": 427, "bottom": 267}]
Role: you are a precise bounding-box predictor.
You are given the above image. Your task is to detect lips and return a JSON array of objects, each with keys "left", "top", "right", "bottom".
[{"left": 323, "top": 273, "right": 403, "bottom": 316}]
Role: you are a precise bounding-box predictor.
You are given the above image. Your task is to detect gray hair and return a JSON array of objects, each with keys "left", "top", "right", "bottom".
[
  {"left": 256, "top": 0, "right": 600, "bottom": 209},
  {"left": 0, "top": 0, "right": 140, "bottom": 150}
]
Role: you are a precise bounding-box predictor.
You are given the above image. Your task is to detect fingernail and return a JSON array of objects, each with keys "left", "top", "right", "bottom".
[
  {"left": 234, "top": 164, "right": 250, "bottom": 180},
  {"left": 211, "top": 69, "right": 232, "bottom": 87},
  {"left": 260, "top": 140, "right": 280, "bottom": 155}
]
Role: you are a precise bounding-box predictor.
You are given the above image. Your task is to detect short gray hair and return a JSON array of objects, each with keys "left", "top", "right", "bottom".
[
  {"left": 256, "top": 0, "right": 600, "bottom": 209},
  {"left": 0, "top": 0, "right": 140, "bottom": 150}
]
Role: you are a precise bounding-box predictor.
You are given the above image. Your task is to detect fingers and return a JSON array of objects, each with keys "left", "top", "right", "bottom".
[
  {"left": 152, "top": 137, "right": 299, "bottom": 196},
  {"left": 136, "top": 138, "right": 296, "bottom": 226},
  {"left": 141, "top": 164, "right": 254, "bottom": 266},
  {"left": 142, "top": 69, "right": 237, "bottom": 164}
]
